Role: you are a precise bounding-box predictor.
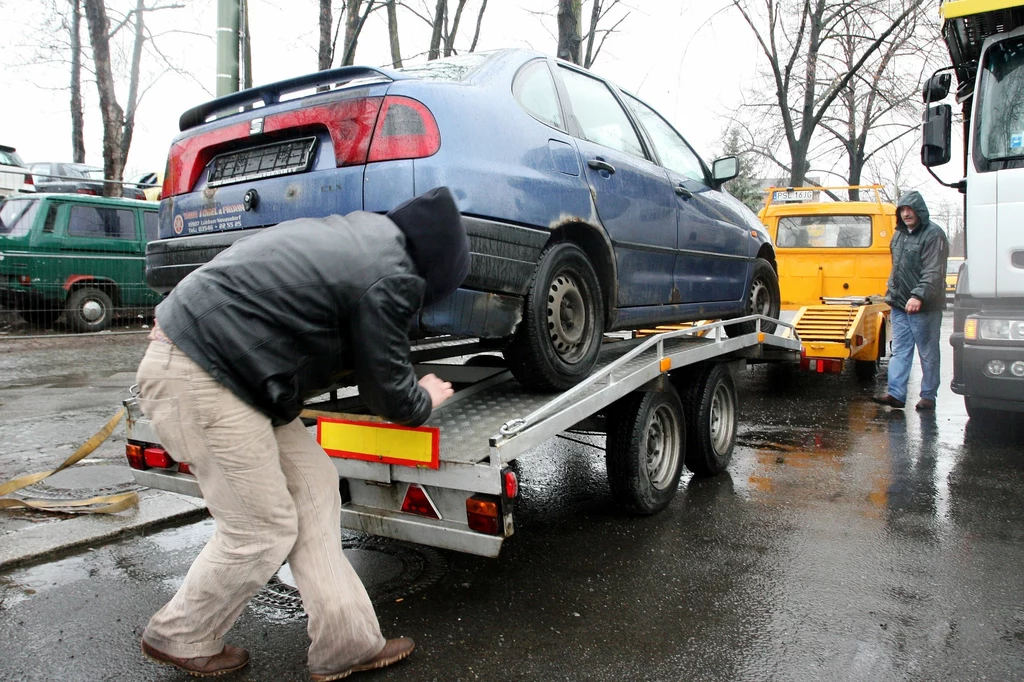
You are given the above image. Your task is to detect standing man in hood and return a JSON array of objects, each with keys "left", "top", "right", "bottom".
[
  {"left": 873, "top": 190, "right": 949, "bottom": 410},
  {"left": 134, "top": 187, "right": 470, "bottom": 680}
]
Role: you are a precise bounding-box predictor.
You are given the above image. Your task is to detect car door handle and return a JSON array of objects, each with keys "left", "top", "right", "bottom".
[
  {"left": 675, "top": 185, "right": 693, "bottom": 199},
  {"left": 588, "top": 159, "right": 616, "bottom": 174}
]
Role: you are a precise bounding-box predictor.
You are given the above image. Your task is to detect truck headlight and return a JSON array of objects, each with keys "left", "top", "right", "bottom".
[
  {"left": 1012, "top": 361, "right": 1024, "bottom": 377},
  {"left": 977, "top": 318, "right": 1024, "bottom": 340}
]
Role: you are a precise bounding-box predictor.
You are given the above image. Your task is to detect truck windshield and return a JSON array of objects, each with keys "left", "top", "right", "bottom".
[
  {"left": 975, "top": 35, "right": 1024, "bottom": 169},
  {"left": 0, "top": 198, "right": 40, "bottom": 237}
]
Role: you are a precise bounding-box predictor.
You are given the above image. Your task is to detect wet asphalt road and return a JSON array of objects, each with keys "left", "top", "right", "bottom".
[{"left": 2, "top": 320, "right": 1024, "bottom": 681}]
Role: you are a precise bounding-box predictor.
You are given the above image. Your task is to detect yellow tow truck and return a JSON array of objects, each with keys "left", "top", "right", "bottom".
[{"left": 758, "top": 185, "right": 895, "bottom": 379}]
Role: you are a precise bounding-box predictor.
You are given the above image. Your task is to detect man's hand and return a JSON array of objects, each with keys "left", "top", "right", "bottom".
[
  {"left": 419, "top": 373, "right": 454, "bottom": 408},
  {"left": 905, "top": 297, "right": 922, "bottom": 314}
]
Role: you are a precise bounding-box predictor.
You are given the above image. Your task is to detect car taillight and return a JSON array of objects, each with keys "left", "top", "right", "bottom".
[
  {"left": 367, "top": 96, "right": 440, "bottom": 163},
  {"left": 466, "top": 495, "right": 501, "bottom": 535},
  {"left": 23, "top": 174, "right": 33, "bottom": 187},
  {"left": 126, "top": 443, "right": 147, "bottom": 470},
  {"left": 76, "top": 188, "right": 98, "bottom": 196},
  {"left": 178, "top": 461, "right": 193, "bottom": 475},
  {"left": 144, "top": 446, "right": 174, "bottom": 468},
  {"left": 162, "top": 97, "right": 385, "bottom": 198}
]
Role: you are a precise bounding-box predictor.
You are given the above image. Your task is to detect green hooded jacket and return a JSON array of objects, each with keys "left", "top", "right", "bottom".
[{"left": 886, "top": 190, "right": 950, "bottom": 312}]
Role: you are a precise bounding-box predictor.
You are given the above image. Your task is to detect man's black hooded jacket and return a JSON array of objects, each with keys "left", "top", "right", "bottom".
[
  {"left": 886, "top": 190, "right": 949, "bottom": 313},
  {"left": 155, "top": 188, "right": 470, "bottom": 427}
]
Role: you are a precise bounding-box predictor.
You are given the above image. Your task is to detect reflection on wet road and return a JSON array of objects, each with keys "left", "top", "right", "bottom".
[{"left": 1, "top": 320, "right": 1023, "bottom": 680}]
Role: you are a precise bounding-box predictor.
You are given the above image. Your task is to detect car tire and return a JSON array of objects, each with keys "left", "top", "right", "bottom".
[
  {"left": 606, "top": 386, "right": 686, "bottom": 515},
  {"left": 680, "top": 363, "right": 738, "bottom": 477},
  {"left": 65, "top": 287, "right": 114, "bottom": 333},
  {"left": 505, "top": 242, "right": 604, "bottom": 391},
  {"left": 725, "top": 258, "right": 780, "bottom": 337}
]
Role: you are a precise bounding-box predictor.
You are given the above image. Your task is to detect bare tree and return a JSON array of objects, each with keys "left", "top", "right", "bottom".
[
  {"left": 557, "top": 0, "right": 581, "bottom": 64},
  {"left": 730, "top": 0, "right": 924, "bottom": 188},
  {"left": 555, "top": 1, "right": 629, "bottom": 68},
  {"left": 70, "top": 0, "right": 86, "bottom": 163},
  {"left": 316, "top": 0, "right": 380, "bottom": 70},
  {"left": 386, "top": 0, "right": 402, "bottom": 67}
]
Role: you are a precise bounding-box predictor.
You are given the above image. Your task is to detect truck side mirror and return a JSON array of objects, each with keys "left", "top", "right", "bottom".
[
  {"left": 922, "top": 104, "right": 952, "bottom": 167},
  {"left": 922, "top": 73, "right": 951, "bottom": 103},
  {"left": 712, "top": 156, "right": 739, "bottom": 184}
]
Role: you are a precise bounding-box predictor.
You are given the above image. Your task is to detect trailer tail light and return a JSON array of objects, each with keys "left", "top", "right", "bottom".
[
  {"left": 367, "top": 96, "right": 440, "bottom": 163},
  {"left": 503, "top": 469, "right": 518, "bottom": 499},
  {"left": 126, "top": 443, "right": 147, "bottom": 470},
  {"left": 466, "top": 495, "right": 501, "bottom": 535},
  {"left": 800, "top": 357, "right": 844, "bottom": 374},
  {"left": 144, "top": 446, "right": 174, "bottom": 468},
  {"left": 400, "top": 484, "right": 441, "bottom": 520}
]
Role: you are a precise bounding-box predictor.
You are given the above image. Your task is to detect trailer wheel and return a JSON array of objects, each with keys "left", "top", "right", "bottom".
[
  {"left": 65, "top": 287, "right": 113, "bottom": 333},
  {"left": 726, "top": 258, "right": 780, "bottom": 337},
  {"left": 854, "top": 358, "right": 879, "bottom": 380},
  {"left": 681, "top": 363, "right": 738, "bottom": 477},
  {"left": 506, "top": 242, "right": 604, "bottom": 391},
  {"left": 606, "top": 386, "right": 686, "bottom": 514}
]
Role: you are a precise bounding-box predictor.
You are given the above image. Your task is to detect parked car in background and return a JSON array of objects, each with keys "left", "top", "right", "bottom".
[
  {"left": 0, "top": 193, "right": 160, "bottom": 331},
  {"left": 147, "top": 48, "right": 781, "bottom": 389},
  {"left": 947, "top": 256, "right": 965, "bottom": 302},
  {"left": 127, "top": 170, "right": 163, "bottom": 201},
  {"left": 0, "top": 145, "right": 35, "bottom": 198},
  {"left": 28, "top": 162, "right": 147, "bottom": 201}
]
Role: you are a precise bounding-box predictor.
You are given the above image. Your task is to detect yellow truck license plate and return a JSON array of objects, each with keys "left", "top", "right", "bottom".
[{"left": 317, "top": 417, "right": 440, "bottom": 469}]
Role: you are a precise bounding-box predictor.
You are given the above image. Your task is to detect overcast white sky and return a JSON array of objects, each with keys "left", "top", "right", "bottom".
[{"left": 0, "top": 0, "right": 960, "bottom": 215}]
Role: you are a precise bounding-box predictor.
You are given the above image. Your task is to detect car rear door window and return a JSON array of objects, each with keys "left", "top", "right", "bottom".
[
  {"left": 143, "top": 211, "right": 158, "bottom": 242},
  {"left": 558, "top": 67, "right": 646, "bottom": 159},
  {"left": 777, "top": 215, "right": 873, "bottom": 248},
  {"left": 68, "top": 205, "right": 136, "bottom": 239},
  {"left": 514, "top": 61, "right": 564, "bottom": 130},
  {"left": 624, "top": 94, "right": 707, "bottom": 184}
]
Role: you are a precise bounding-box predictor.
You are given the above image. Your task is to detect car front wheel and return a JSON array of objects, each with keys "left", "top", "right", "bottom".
[
  {"left": 505, "top": 242, "right": 604, "bottom": 391},
  {"left": 65, "top": 287, "right": 114, "bottom": 333}
]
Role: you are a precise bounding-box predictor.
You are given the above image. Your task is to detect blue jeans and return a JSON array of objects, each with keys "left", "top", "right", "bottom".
[{"left": 887, "top": 308, "right": 943, "bottom": 402}]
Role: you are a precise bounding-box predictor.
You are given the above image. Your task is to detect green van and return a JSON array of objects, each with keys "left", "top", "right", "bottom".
[{"left": 0, "top": 193, "right": 161, "bottom": 332}]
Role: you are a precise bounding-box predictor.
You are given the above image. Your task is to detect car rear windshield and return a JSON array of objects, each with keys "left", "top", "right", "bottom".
[
  {"left": 0, "top": 149, "right": 24, "bottom": 167},
  {"left": 0, "top": 198, "right": 40, "bottom": 237},
  {"left": 397, "top": 51, "right": 492, "bottom": 82},
  {"left": 776, "top": 215, "right": 872, "bottom": 248}
]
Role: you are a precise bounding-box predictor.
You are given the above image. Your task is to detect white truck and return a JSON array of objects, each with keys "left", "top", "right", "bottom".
[
  {"left": 123, "top": 319, "right": 799, "bottom": 557},
  {"left": 921, "top": 0, "right": 1024, "bottom": 418}
]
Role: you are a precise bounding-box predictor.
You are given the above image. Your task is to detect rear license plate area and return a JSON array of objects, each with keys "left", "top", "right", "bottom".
[{"left": 207, "top": 136, "right": 318, "bottom": 187}]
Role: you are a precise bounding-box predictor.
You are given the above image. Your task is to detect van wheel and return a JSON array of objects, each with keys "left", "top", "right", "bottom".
[
  {"left": 66, "top": 287, "right": 113, "bottom": 333},
  {"left": 505, "top": 242, "right": 604, "bottom": 391},
  {"left": 606, "top": 386, "right": 686, "bottom": 514},
  {"left": 725, "top": 258, "right": 780, "bottom": 337},
  {"left": 681, "top": 363, "right": 738, "bottom": 477}
]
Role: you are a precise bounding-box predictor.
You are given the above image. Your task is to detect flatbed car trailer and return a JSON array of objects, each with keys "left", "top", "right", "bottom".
[
  {"left": 123, "top": 315, "right": 801, "bottom": 557},
  {"left": 780, "top": 296, "right": 890, "bottom": 380}
]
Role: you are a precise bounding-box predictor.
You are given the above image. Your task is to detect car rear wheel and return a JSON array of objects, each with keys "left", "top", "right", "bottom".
[
  {"left": 725, "top": 258, "right": 780, "bottom": 337},
  {"left": 505, "top": 242, "right": 604, "bottom": 391},
  {"left": 65, "top": 287, "right": 113, "bottom": 333}
]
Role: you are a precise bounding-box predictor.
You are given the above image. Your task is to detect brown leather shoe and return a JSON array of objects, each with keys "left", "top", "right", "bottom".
[
  {"left": 142, "top": 639, "right": 250, "bottom": 677},
  {"left": 916, "top": 398, "right": 936, "bottom": 411},
  {"left": 310, "top": 637, "right": 416, "bottom": 681},
  {"left": 871, "top": 394, "right": 906, "bottom": 409}
]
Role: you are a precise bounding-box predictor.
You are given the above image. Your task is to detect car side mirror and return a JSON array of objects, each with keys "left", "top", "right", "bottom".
[
  {"left": 922, "top": 73, "right": 951, "bottom": 103},
  {"left": 922, "top": 104, "right": 952, "bottom": 167},
  {"left": 712, "top": 156, "right": 739, "bottom": 184}
]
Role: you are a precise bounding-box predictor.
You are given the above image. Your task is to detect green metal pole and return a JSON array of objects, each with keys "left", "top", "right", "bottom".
[{"left": 216, "top": 0, "right": 240, "bottom": 96}]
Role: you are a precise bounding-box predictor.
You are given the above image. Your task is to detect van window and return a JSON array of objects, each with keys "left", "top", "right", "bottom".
[
  {"left": 68, "top": 205, "right": 136, "bottom": 239},
  {"left": 0, "top": 198, "right": 40, "bottom": 237},
  {"left": 143, "top": 211, "right": 158, "bottom": 242},
  {"left": 42, "top": 204, "right": 59, "bottom": 233},
  {"left": 777, "top": 215, "right": 872, "bottom": 248}
]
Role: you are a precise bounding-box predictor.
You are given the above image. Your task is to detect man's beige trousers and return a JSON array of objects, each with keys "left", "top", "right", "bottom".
[{"left": 135, "top": 341, "right": 385, "bottom": 674}]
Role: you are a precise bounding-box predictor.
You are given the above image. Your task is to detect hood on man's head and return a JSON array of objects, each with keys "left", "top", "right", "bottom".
[
  {"left": 896, "top": 190, "right": 931, "bottom": 231},
  {"left": 386, "top": 186, "right": 470, "bottom": 305}
]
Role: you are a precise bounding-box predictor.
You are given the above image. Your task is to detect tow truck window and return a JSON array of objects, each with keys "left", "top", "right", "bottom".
[{"left": 776, "top": 215, "right": 872, "bottom": 248}]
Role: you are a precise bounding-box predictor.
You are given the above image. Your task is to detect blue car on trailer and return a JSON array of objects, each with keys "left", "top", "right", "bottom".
[{"left": 147, "top": 48, "right": 781, "bottom": 390}]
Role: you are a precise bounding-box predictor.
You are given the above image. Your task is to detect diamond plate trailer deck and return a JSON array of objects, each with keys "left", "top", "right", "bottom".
[{"left": 124, "top": 315, "right": 800, "bottom": 557}]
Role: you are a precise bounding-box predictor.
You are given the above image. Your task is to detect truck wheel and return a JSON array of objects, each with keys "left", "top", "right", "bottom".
[
  {"left": 965, "top": 397, "right": 1000, "bottom": 422},
  {"left": 681, "top": 363, "right": 738, "bottom": 477},
  {"left": 726, "top": 258, "right": 780, "bottom": 337},
  {"left": 505, "top": 242, "right": 604, "bottom": 391},
  {"left": 854, "top": 358, "right": 879, "bottom": 380},
  {"left": 65, "top": 287, "right": 114, "bottom": 333},
  {"left": 606, "top": 386, "right": 686, "bottom": 514}
]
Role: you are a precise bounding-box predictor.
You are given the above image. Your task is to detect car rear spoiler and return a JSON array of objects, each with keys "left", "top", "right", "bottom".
[{"left": 178, "top": 65, "right": 409, "bottom": 132}]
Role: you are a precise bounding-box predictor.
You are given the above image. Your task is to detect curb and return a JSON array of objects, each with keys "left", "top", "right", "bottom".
[{"left": 0, "top": 489, "right": 208, "bottom": 572}]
